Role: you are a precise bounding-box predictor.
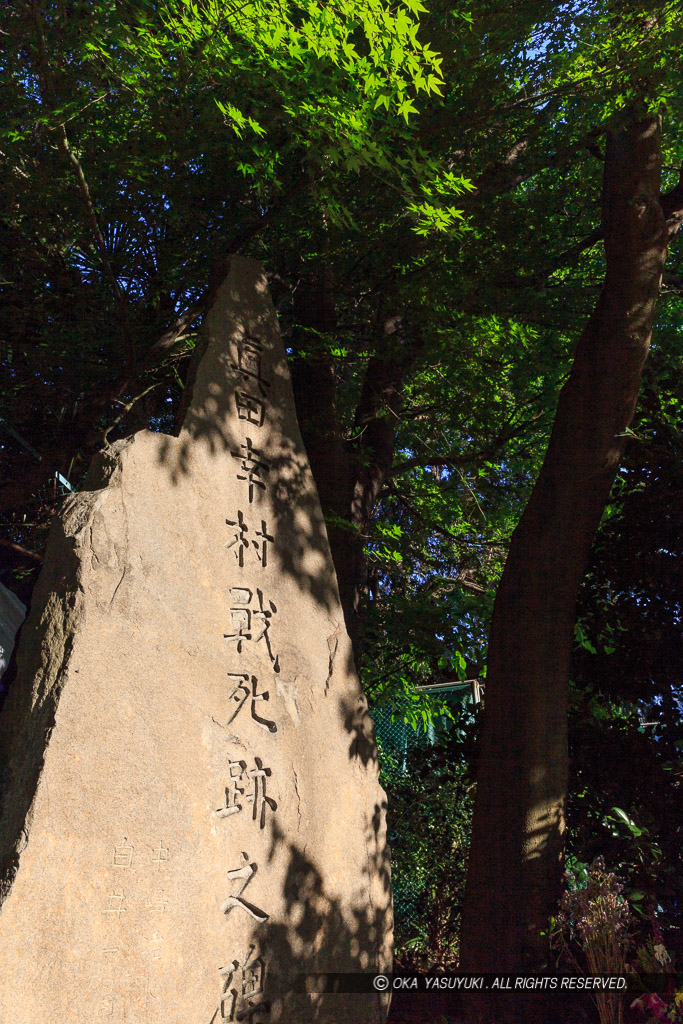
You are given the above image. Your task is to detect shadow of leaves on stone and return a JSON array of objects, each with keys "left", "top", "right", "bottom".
[
  {"left": 151, "top": 275, "right": 342, "bottom": 621},
  {"left": 339, "top": 691, "right": 381, "bottom": 769},
  {"left": 219, "top": 807, "right": 392, "bottom": 1023}
]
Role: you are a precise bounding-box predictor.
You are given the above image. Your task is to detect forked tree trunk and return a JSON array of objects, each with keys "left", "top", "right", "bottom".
[{"left": 460, "top": 115, "right": 683, "bottom": 1015}]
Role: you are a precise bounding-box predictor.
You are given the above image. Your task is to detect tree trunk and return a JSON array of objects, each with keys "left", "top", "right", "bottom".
[
  {"left": 460, "top": 115, "right": 683, "bottom": 1015},
  {"left": 290, "top": 270, "right": 425, "bottom": 654},
  {"left": 288, "top": 269, "right": 362, "bottom": 646}
]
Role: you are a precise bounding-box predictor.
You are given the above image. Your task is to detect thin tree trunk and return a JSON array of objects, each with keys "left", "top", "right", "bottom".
[
  {"left": 290, "top": 267, "right": 426, "bottom": 653},
  {"left": 288, "top": 269, "right": 361, "bottom": 645},
  {"left": 460, "top": 115, "right": 683, "bottom": 1016}
]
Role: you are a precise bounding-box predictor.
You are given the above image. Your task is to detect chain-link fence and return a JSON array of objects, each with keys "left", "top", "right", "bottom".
[{"left": 371, "top": 685, "right": 478, "bottom": 956}]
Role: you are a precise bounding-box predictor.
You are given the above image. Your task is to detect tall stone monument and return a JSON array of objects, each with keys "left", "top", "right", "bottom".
[{"left": 0, "top": 257, "right": 392, "bottom": 1023}]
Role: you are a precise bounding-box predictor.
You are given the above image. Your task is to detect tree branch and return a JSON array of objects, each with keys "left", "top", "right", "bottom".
[
  {"left": 391, "top": 405, "right": 542, "bottom": 479},
  {"left": 661, "top": 272, "right": 683, "bottom": 295},
  {"left": 391, "top": 453, "right": 482, "bottom": 477},
  {"left": 30, "top": 2, "right": 136, "bottom": 377},
  {"left": 148, "top": 178, "right": 312, "bottom": 364},
  {"left": 493, "top": 156, "right": 683, "bottom": 292},
  {"left": 660, "top": 158, "right": 683, "bottom": 233},
  {"left": 0, "top": 538, "right": 43, "bottom": 564},
  {"left": 102, "top": 383, "right": 163, "bottom": 446}
]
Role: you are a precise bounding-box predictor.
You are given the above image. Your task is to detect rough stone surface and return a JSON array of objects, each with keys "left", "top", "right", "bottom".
[{"left": 0, "top": 256, "right": 392, "bottom": 1023}]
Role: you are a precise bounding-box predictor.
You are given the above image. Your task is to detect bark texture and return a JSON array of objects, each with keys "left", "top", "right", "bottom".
[
  {"left": 290, "top": 271, "right": 424, "bottom": 651},
  {"left": 460, "top": 116, "right": 683, "bottom": 1015}
]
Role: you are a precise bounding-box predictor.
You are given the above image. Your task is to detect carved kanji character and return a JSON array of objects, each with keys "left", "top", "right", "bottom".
[
  {"left": 220, "top": 852, "right": 268, "bottom": 923},
  {"left": 147, "top": 890, "right": 168, "bottom": 913},
  {"left": 235, "top": 390, "right": 266, "bottom": 427},
  {"left": 112, "top": 838, "right": 134, "bottom": 868},
  {"left": 216, "top": 760, "right": 247, "bottom": 819},
  {"left": 224, "top": 588, "right": 253, "bottom": 652},
  {"left": 226, "top": 673, "right": 277, "bottom": 734},
  {"left": 215, "top": 945, "right": 270, "bottom": 1023},
  {"left": 104, "top": 890, "right": 127, "bottom": 915},
  {"left": 246, "top": 757, "right": 277, "bottom": 829},
  {"left": 231, "top": 337, "right": 270, "bottom": 398},
  {"left": 152, "top": 840, "right": 169, "bottom": 871},
  {"left": 224, "top": 589, "right": 279, "bottom": 671},
  {"left": 231, "top": 438, "right": 270, "bottom": 503},
  {"left": 225, "top": 515, "right": 274, "bottom": 568},
  {"left": 215, "top": 759, "right": 276, "bottom": 829}
]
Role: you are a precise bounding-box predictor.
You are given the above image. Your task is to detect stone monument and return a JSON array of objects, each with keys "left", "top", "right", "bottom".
[{"left": 0, "top": 257, "right": 392, "bottom": 1023}]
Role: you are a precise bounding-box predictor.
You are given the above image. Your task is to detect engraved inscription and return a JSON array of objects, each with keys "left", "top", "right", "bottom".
[
  {"left": 135, "top": 973, "right": 157, "bottom": 1010},
  {"left": 230, "top": 337, "right": 271, "bottom": 398},
  {"left": 226, "top": 673, "right": 277, "bottom": 734},
  {"left": 104, "top": 890, "right": 127, "bottom": 915},
  {"left": 231, "top": 438, "right": 270, "bottom": 504},
  {"left": 152, "top": 840, "right": 170, "bottom": 871},
  {"left": 96, "top": 835, "right": 171, "bottom": 1021},
  {"left": 215, "top": 945, "right": 271, "bottom": 1023},
  {"left": 221, "top": 852, "right": 268, "bottom": 923},
  {"left": 147, "top": 889, "right": 169, "bottom": 914},
  {"left": 215, "top": 758, "right": 277, "bottom": 829},
  {"left": 149, "top": 932, "right": 164, "bottom": 962},
  {"left": 235, "top": 390, "right": 266, "bottom": 427},
  {"left": 224, "top": 588, "right": 279, "bottom": 671},
  {"left": 94, "top": 978, "right": 116, "bottom": 1018},
  {"left": 225, "top": 512, "right": 273, "bottom": 569},
  {"left": 112, "top": 838, "right": 134, "bottom": 868}
]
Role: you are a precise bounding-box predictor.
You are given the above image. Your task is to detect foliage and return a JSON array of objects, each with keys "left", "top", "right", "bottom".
[
  {"left": 566, "top": 347, "right": 683, "bottom": 953},
  {"left": 377, "top": 718, "right": 474, "bottom": 966}
]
